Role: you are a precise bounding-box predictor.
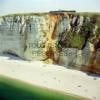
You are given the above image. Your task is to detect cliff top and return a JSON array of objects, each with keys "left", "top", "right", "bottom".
[{"left": 1, "top": 11, "right": 100, "bottom": 17}]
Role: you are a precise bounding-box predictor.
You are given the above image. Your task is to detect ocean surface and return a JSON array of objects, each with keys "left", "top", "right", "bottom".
[{"left": 0, "top": 75, "right": 87, "bottom": 100}]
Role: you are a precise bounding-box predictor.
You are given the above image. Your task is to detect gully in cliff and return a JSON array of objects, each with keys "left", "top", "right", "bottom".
[
  {"left": 81, "top": 34, "right": 100, "bottom": 74},
  {"left": 88, "top": 34, "right": 100, "bottom": 73}
]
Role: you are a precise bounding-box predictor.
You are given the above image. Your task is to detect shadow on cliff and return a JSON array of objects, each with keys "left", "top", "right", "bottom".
[
  {"left": 0, "top": 52, "right": 26, "bottom": 61},
  {"left": 86, "top": 72, "right": 100, "bottom": 78}
]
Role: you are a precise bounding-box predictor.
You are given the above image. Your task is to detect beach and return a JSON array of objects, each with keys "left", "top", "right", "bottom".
[{"left": 0, "top": 54, "right": 100, "bottom": 100}]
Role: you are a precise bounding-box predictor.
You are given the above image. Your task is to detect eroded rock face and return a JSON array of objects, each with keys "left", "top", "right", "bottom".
[
  {"left": 0, "top": 12, "right": 100, "bottom": 70},
  {"left": 24, "top": 15, "right": 50, "bottom": 60},
  {"left": 0, "top": 16, "right": 24, "bottom": 57}
]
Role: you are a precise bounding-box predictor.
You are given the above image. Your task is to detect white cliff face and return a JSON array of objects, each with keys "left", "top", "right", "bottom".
[
  {"left": 76, "top": 42, "right": 94, "bottom": 67},
  {"left": 0, "top": 15, "right": 50, "bottom": 60},
  {"left": 58, "top": 42, "right": 94, "bottom": 69},
  {"left": 0, "top": 12, "right": 99, "bottom": 70},
  {"left": 58, "top": 48, "right": 77, "bottom": 67},
  {"left": 55, "top": 17, "right": 70, "bottom": 36},
  {"left": 24, "top": 15, "right": 50, "bottom": 60},
  {"left": 0, "top": 17, "right": 24, "bottom": 57}
]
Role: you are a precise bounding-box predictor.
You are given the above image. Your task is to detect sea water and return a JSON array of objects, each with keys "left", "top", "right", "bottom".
[{"left": 0, "top": 76, "right": 88, "bottom": 100}]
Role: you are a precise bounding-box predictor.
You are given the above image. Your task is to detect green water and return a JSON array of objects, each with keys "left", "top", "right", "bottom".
[{"left": 0, "top": 76, "right": 87, "bottom": 100}]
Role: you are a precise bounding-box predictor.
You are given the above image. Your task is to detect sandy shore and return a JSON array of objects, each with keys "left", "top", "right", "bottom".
[{"left": 0, "top": 54, "right": 100, "bottom": 100}]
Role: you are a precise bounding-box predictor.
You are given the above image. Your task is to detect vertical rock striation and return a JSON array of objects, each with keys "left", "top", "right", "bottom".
[{"left": 0, "top": 12, "right": 100, "bottom": 72}]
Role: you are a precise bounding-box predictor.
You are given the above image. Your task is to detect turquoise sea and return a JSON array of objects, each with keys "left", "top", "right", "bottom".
[{"left": 0, "top": 75, "right": 88, "bottom": 100}]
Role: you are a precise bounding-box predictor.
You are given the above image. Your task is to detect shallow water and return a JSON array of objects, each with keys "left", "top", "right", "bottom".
[{"left": 0, "top": 76, "right": 88, "bottom": 100}]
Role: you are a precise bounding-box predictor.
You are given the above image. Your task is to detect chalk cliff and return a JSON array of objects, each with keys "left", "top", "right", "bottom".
[{"left": 0, "top": 11, "right": 100, "bottom": 72}]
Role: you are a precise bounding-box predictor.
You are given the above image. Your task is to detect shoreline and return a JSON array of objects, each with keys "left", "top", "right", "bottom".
[
  {"left": 0, "top": 75, "right": 89, "bottom": 100},
  {"left": 0, "top": 54, "right": 100, "bottom": 100}
]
